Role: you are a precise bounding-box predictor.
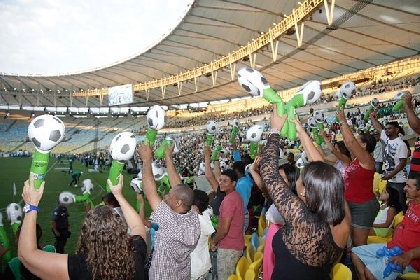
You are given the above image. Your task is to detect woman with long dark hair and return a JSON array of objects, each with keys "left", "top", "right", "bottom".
[{"left": 260, "top": 106, "right": 350, "bottom": 279}]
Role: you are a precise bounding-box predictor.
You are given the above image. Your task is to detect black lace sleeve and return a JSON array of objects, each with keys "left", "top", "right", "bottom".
[{"left": 261, "top": 134, "right": 341, "bottom": 267}]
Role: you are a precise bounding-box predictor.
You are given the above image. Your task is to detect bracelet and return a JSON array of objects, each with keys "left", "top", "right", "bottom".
[{"left": 268, "top": 128, "right": 280, "bottom": 136}]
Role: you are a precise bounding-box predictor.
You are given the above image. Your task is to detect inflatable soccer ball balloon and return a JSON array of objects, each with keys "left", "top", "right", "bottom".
[
  {"left": 233, "top": 119, "right": 240, "bottom": 127},
  {"left": 335, "top": 88, "right": 342, "bottom": 99},
  {"left": 147, "top": 105, "right": 165, "bottom": 130},
  {"left": 237, "top": 67, "right": 268, "bottom": 97},
  {"left": 314, "top": 111, "right": 324, "bottom": 123},
  {"left": 246, "top": 125, "right": 264, "bottom": 143},
  {"left": 59, "top": 191, "right": 76, "bottom": 205},
  {"left": 395, "top": 91, "right": 408, "bottom": 100},
  {"left": 206, "top": 121, "right": 218, "bottom": 135},
  {"left": 371, "top": 98, "right": 379, "bottom": 107},
  {"left": 6, "top": 203, "right": 22, "bottom": 224},
  {"left": 109, "top": 132, "right": 137, "bottom": 161},
  {"left": 130, "top": 178, "right": 143, "bottom": 193},
  {"left": 298, "top": 81, "right": 322, "bottom": 105},
  {"left": 220, "top": 160, "right": 227, "bottom": 171},
  {"left": 152, "top": 161, "right": 165, "bottom": 181},
  {"left": 301, "top": 151, "right": 308, "bottom": 165},
  {"left": 28, "top": 114, "right": 65, "bottom": 151},
  {"left": 307, "top": 116, "right": 317, "bottom": 128},
  {"left": 340, "top": 81, "right": 356, "bottom": 99},
  {"left": 296, "top": 158, "right": 305, "bottom": 169},
  {"left": 81, "top": 179, "right": 94, "bottom": 194}
]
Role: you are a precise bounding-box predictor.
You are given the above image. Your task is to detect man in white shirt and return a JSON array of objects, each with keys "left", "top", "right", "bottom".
[
  {"left": 191, "top": 189, "right": 215, "bottom": 279},
  {"left": 371, "top": 118, "right": 408, "bottom": 212}
]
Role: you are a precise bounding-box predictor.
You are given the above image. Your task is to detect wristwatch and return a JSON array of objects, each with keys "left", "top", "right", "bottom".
[{"left": 23, "top": 204, "right": 39, "bottom": 213}]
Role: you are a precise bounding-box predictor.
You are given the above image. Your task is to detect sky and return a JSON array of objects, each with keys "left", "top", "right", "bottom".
[{"left": 0, "top": 0, "right": 194, "bottom": 75}]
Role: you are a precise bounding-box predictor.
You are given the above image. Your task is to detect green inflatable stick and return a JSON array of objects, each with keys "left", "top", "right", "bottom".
[
  {"left": 0, "top": 224, "right": 11, "bottom": 262},
  {"left": 206, "top": 134, "right": 214, "bottom": 147},
  {"left": 30, "top": 149, "right": 50, "bottom": 189},
  {"left": 286, "top": 94, "right": 305, "bottom": 141},
  {"left": 392, "top": 100, "right": 404, "bottom": 112},
  {"left": 155, "top": 139, "right": 173, "bottom": 159},
  {"left": 261, "top": 88, "right": 287, "bottom": 137},
  {"left": 143, "top": 128, "right": 157, "bottom": 147},
  {"left": 229, "top": 126, "right": 239, "bottom": 143},
  {"left": 336, "top": 97, "right": 348, "bottom": 121},
  {"left": 364, "top": 106, "right": 375, "bottom": 122},
  {"left": 136, "top": 199, "right": 141, "bottom": 213},
  {"left": 211, "top": 145, "right": 222, "bottom": 161},
  {"left": 74, "top": 192, "right": 90, "bottom": 203},
  {"left": 11, "top": 222, "right": 21, "bottom": 235},
  {"left": 106, "top": 160, "right": 124, "bottom": 192},
  {"left": 315, "top": 122, "right": 324, "bottom": 145},
  {"left": 249, "top": 142, "right": 259, "bottom": 159}
]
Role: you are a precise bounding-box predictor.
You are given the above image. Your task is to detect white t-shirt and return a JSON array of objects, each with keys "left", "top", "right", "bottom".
[
  {"left": 191, "top": 209, "right": 215, "bottom": 279},
  {"left": 266, "top": 204, "right": 285, "bottom": 225},
  {"left": 380, "top": 130, "right": 408, "bottom": 183}
]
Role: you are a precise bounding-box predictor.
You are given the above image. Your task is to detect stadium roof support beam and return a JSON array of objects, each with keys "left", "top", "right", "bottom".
[{"left": 324, "top": 0, "right": 336, "bottom": 26}]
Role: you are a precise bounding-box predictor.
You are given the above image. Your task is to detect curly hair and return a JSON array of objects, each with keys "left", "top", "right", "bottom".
[{"left": 75, "top": 205, "right": 135, "bottom": 280}]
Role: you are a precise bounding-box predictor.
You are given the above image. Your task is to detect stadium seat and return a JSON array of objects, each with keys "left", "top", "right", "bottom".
[
  {"left": 227, "top": 275, "right": 239, "bottom": 280},
  {"left": 331, "top": 263, "right": 352, "bottom": 280},
  {"left": 367, "top": 211, "right": 404, "bottom": 244},
  {"left": 244, "top": 267, "right": 257, "bottom": 280},
  {"left": 399, "top": 272, "right": 420, "bottom": 280},
  {"left": 236, "top": 256, "right": 250, "bottom": 280},
  {"left": 251, "top": 232, "right": 260, "bottom": 250},
  {"left": 246, "top": 242, "right": 255, "bottom": 264},
  {"left": 258, "top": 214, "right": 267, "bottom": 237}
]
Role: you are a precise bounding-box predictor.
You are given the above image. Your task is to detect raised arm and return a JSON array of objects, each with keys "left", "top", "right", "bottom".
[
  {"left": 108, "top": 176, "right": 146, "bottom": 240},
  {"left": 319, "top": 130, "right": 351, "bottom": 166},
  {"left": 404, "top": 93, "right": 420, "bottom": 134},
  {"left": 164, "top": 143, "right": 182, "bottom": 186},
  {"left": 19, "top": 174, "right": 69, "bottom": 280},
  {"left": 261, "top": 107, "right": 309, "bottom": 225},
  {"left": 337, "top": 109, "right": 374, "bottom": 170},
  {"left": 138, "top": 144, "right": 162, "bottom": 211},
  {"left": 369, "top": 113, "right": 383, "bottom": 135},
  {"left": 204, "top": 146, "right": 218, "bottom": 192},
  {"left": 290, "top": 118, "right": 323, "bottom": 162}
]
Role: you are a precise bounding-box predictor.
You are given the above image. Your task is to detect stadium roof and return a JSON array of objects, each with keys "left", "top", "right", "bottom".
[{"left": 0, "top": 0, "right": 419, "bottom": 110}]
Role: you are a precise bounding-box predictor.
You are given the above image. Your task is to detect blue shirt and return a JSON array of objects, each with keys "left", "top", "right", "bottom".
[{"left": 235, "top": 175, "right": 253, "bottom": 213}]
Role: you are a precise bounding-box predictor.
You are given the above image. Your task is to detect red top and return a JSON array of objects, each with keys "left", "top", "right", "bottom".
[
  {"left": 344, "top": 158, "right": 376, "bottom": 203},
  {"left": 388, "top": 201, "right": 420, "bottom": 271}
]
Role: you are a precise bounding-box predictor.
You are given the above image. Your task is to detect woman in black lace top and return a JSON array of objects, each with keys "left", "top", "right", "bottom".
[{"left": 260, "top": 107, "right": 350, "bottom": 279}]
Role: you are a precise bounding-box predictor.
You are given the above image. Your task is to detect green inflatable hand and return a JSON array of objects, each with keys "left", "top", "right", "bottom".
[
  {"left": 206, "top": 134, "right": 214, "bottom": 147},
  {"left": 286, "top": 94, "right": 305, "bottom": 141},
  {"left": 364, "top": 105, "right": 374, "bottom": 122},
  {"left": 143, "top": 128, "right": 157, "bottom": 147},
  {"left": 211, "top": 145, "right": 222, "bottom": 161},
  {"left": 249, "top": 142, "right": 259, "bottom": 159},
  {"left": 229, "top": 126, "right": 239, "bottom": 143},
  {"left": 30, "top": 149, "right": 50, "bottom": 189},
  {"left": 155, "top": 139, "right": 173, "bottom": 159},
  {"left": 106, "top": 160, "right": 124, "bottom": 193}
]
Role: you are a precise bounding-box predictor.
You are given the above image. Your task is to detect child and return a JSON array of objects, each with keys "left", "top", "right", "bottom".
[{"left": 369, "top": 187, "right": 402, "bottom": 237}]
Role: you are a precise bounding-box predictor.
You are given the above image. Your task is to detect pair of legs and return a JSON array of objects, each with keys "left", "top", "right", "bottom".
[
  {"left": 217, "top": 248, "right": 242, "bottom": 280},
  {"left": 348, "top": 199, "right": 380, "bottom": 246},
  {"left": 351, "top": 251, "right": 377, "bottom": 280}
]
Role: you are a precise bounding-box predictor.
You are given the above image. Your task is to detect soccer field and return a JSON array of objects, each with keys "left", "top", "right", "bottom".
[{"left": 0, "top": 156, "right": 151, "bottom": 264}]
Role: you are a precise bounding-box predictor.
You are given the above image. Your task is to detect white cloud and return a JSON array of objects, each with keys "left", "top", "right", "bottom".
[{"left": 0, "top": 0, "right": 193, "bottom": 75}]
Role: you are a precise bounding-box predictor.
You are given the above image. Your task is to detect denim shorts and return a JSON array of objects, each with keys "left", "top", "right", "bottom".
[
  {"left": 352, "top": 244, "right": 416, "bottom": 280},
  {"left": 348, "top": 198, "right": 380, "bottom": 229}
]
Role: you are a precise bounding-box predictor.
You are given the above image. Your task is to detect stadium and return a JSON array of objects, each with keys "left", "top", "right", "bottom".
[{"left": 1, "top": 0, "right": 420, "bottom": 279}]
